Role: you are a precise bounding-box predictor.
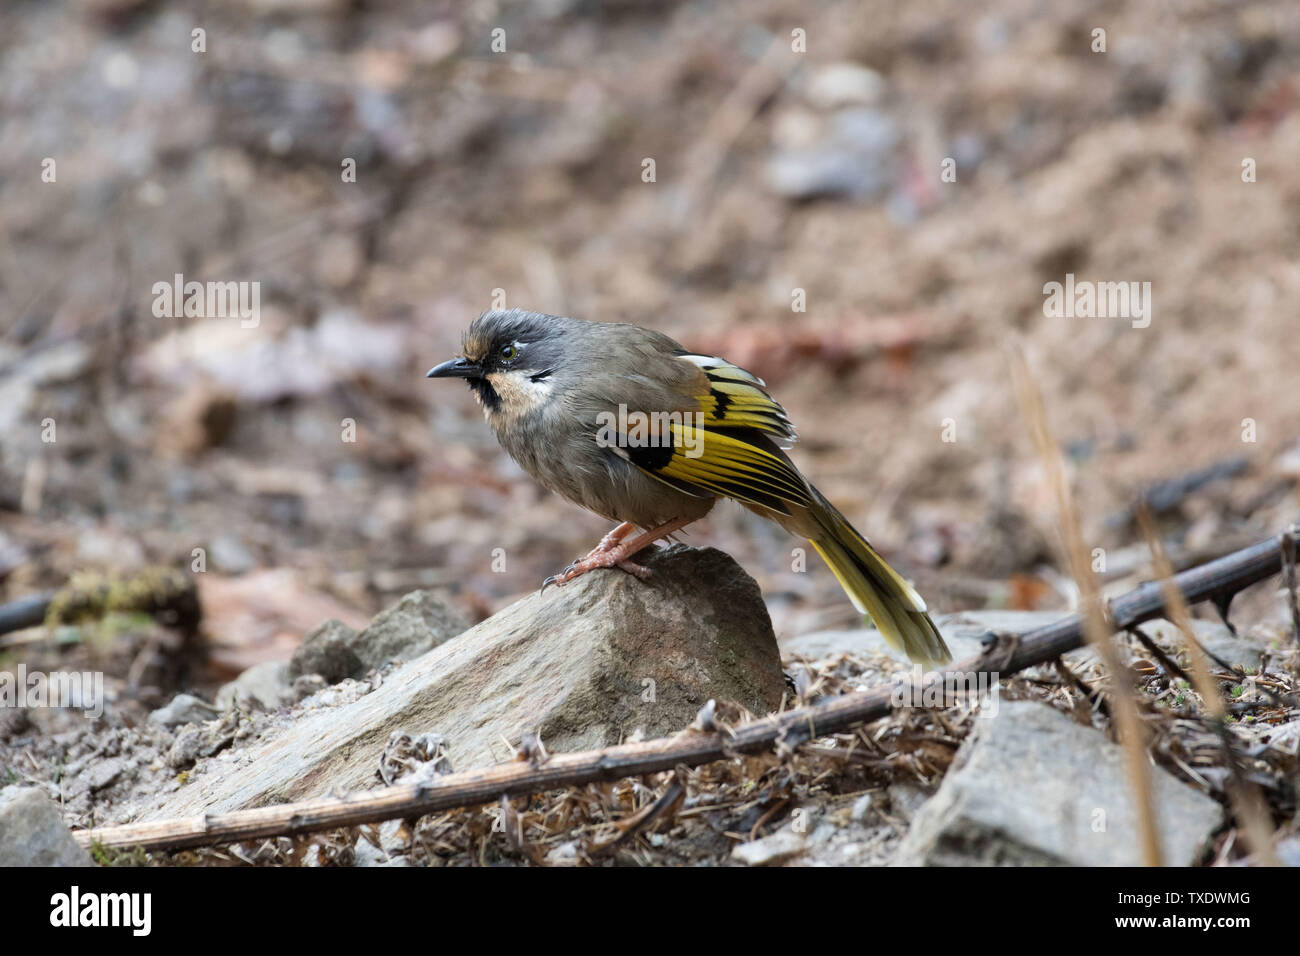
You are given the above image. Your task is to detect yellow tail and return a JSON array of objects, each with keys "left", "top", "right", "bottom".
[{"left": 806, "top": 492, "right": 951, "bottom": 669}]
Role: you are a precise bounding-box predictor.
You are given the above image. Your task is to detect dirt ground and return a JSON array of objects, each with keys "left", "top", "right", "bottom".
[{"left": 1, "top": 0, "right": 1299, "bottom": 863}]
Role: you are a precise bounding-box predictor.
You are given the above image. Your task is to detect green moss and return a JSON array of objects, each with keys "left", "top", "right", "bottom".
[
  {"left": 88, "top": 840, "right": 151, "bottom": 867},
  {"left": 44, "top": 567, "right": 200, "bottom": 634}
]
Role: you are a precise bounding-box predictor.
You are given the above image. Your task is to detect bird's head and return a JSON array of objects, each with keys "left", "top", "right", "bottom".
[{"left": 426, "top": 309, "right": 572, "bottom": 421}]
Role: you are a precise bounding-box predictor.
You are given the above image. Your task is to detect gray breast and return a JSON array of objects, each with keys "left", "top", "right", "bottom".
[{"left": 492, "top": 404, "right": 712, "bottom": 528}]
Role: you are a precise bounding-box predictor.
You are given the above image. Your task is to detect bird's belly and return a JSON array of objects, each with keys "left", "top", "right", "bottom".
[{"left": 501, "top": 424, "right": 712, "bottom": 529}]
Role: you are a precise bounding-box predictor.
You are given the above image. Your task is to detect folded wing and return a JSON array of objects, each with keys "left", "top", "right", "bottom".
[{"left": 616, "top": 353, "right": 810, "bottom": 517}]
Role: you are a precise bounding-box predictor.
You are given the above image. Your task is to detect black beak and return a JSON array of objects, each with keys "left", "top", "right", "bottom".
[{"left": 426, "top": 357, "right": 483, "bottom": 379}]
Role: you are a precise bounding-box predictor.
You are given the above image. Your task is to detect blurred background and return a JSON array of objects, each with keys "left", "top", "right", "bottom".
[{"left": 2, "top": 0, "right": 1299, "bottom": 698}]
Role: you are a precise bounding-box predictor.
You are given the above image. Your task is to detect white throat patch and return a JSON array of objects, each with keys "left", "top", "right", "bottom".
[{"left": 482, "top": 369, "right": 556, "bottom": 420}]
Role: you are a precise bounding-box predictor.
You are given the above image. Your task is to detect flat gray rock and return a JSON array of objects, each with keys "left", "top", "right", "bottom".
[
  {"left": 1139, "top": 618, "right": 1265, "bottom": 672},
  {"left": 1060, "top": 617, "right": 1266, "bottom": 675},
  {"left": 781, "top": 610, "right": 1071, "bottom": 665},
  {"left": 0, "top": 786, "right": 93, "bottom": 866},
  {"left": 131, "top": 545, "right": 785, "bottom": 819},
  {"left": 895, "top": 701, "right": 1223, "bottom": 866}
]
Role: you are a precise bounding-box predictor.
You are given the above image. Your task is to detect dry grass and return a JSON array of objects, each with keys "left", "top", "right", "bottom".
[{"left": 1011, "top": 347, "right": 1163, "bottom": 866}]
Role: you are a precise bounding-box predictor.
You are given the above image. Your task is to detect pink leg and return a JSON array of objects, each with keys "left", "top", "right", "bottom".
[
  {"left": 592, "top": 521, "right": 635, "bottom": 554},
  {"left": 542, "top": 516, "right": 694, "bottom": 590}
]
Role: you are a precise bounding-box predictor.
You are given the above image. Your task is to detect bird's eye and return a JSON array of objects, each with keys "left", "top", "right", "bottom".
[{"left": 499, "top": 344, "right": 518, "bottom": 362}]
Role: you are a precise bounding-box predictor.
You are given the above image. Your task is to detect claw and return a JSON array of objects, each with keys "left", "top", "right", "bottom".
[{"left": 540, "top": 559, "right": 582, "bottom": 593}]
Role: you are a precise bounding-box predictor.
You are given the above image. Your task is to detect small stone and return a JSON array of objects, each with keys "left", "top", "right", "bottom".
[
  {"left": 349, "top": 591, "right": 468, "bottom": 671},
  {"left": 731, "top": 829, "right": 806, "bottom": 867},
  {"left": 290, "top": 673, "right": 329, "bottom": 701},
  {"left": 83, "top": 757, "right": 127, "bottom": 793},
  {"left": 0, "top": 786, "right": 92, "bottom": 866},
  {"left": 168, "top": 728, "right": 202, "bottom": 769},
  {"left": 290, "top": 619, "right": 363, "bottom": 683},
  {"left": 850, "top": 793, "right": 875, "bottom": 822},
  {"left": 216, "top": 660, "right": 290, "bottom": 711},
  {"left": 352, "top": 836, "right": 389, "bottom": 867},
  {"left": 149, "top": 693, "right": 219, "bottom": 728},
  {"left": 807, "top": 822, "right": 838, "bottom": 847},
  {"left": 545, "top": 841, "right": 582, "bottom": 866}
]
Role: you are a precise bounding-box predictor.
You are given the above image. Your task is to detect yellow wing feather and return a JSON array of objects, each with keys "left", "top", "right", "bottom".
[
  {"left": 614, "top": 353, "right": 807, "bottom": 514},
  {"left": 617, "top": 351, "right": 951, "bottom": 667}
]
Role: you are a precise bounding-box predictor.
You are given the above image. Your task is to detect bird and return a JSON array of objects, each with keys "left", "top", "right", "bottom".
[{"left": 427, "top": 308, "right": 951, "bottom": 669}]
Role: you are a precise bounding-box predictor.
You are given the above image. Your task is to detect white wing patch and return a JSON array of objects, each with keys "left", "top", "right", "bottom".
[{"left": 679, "top": 352, "right": 767, "bottom": 387}]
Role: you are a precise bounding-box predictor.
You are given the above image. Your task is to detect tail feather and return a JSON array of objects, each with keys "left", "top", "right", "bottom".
[{"left": 806, "top": 493, "right": 951, "bottom": 669}]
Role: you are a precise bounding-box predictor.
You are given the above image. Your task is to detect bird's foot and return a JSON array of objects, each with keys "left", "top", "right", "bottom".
[
  {"left": 541, "top": 545, "right": 644, "bottom": 591},
  {"left": 539, "top": 517, "right": 693, "bottom": 591}
]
